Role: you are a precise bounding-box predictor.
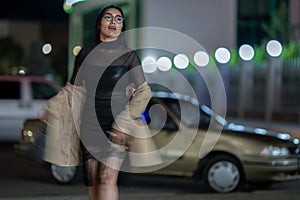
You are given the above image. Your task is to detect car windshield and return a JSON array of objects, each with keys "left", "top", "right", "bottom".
[
  {"left": 161, "top": 98, "right": 227, "bottom": 128},
  {"left": 162, "top": 98, "right": 200, "bottom": 127},
  {"left": 148, "top": 89, "right": 228, "bottom": 128}
]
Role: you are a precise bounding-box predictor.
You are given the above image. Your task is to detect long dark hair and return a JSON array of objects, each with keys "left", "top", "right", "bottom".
[{"left": 94, "top": 4, "right": 126, "bottom": 44}]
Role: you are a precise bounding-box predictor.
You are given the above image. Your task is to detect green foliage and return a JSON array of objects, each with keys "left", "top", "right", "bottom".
[
  {"left": 282, "top": 41, "right": 300, "bottom": 60},
  {"left": 253, "top": 44, "right": 267, "bottom": 65},
  {"left": 228, "top": 49, "right": 238, "bottom": 67},
  {"left": 261, "top": 1, "right": 290, "bottom": 44}
]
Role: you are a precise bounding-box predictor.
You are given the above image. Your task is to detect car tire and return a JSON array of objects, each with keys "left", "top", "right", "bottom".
[
  {"left": 50, "top": 164, "right": 78, "bottom": 184},
  {"left": 202, "top": 154, "right": 243, "bottom": 193}
]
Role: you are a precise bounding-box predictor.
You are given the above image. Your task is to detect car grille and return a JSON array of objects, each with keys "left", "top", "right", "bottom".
[{"left": 289, "top": 146, "right": 300, "bottom": 155}]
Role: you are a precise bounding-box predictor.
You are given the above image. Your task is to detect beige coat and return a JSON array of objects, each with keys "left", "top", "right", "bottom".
[
  {"left": 43, "top": 82, "right": 86, "bottom": 166},
  {"left": 112, "top": 82, "right": 162, "bottom": 167},
  {"left": 43, "top": 81, "right": 161, "bottom": 167}
]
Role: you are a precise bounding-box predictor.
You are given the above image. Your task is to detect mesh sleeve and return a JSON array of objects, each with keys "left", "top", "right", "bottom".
[{"left": 127, "top": 51, "right": 146, "bottom": 88}]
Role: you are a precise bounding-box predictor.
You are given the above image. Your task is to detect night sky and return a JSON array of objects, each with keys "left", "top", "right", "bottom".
[{"left": 0, "top": 0, "right": 68, "bottom": 21}]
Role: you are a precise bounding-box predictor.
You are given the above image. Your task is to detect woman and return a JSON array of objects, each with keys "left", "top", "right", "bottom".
[{"left": 70, "top": 4, "right": 151, "bottom": 200}]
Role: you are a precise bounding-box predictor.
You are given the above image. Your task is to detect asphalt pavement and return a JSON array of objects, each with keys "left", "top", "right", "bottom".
[{"left": 2, "top": 189, "right": 300, "bottom": 200}]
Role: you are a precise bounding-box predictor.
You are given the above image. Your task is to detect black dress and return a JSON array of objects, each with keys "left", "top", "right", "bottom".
[{"left": 70, "top": 38, "right": 146, "bottom": 186}]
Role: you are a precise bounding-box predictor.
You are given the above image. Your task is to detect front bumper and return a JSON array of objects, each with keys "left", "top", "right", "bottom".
[
  {"left": 243, "top": 156, "right": 300, "bottom": 182},
  {"left": 14, "top": 142, "right": 45, "bottom": 164}
]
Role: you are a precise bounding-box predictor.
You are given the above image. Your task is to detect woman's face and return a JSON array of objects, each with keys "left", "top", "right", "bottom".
[{"left": 99, "top": 8, "right": 124, "bottom": 42}]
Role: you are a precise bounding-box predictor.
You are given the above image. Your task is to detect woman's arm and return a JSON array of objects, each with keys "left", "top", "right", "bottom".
[
  {"left": 128, "top": 51, "right": 147, "bottom": 88},
  {"left": 70, "top": 47, "right": 91, "bottom": 86}
]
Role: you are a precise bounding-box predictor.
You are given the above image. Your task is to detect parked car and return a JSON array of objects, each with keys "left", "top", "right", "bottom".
[
  {"left": 14, "top": 91, "right": 300, "bottom": 192},
  {"left": 14, "top": 119, "right": 78, "bottom": 184},
  {"left": 0, "top": 75, "right": 60, "bottom": 142}
]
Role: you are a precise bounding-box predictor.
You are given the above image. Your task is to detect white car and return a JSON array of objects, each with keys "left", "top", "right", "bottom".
[{"left": 0, "top": 75, "right": 60, "bottom": 142}]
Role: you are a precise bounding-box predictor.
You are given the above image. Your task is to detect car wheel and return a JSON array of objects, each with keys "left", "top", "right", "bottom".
[
  {"left": 50, "top": 164, "right": 78, "bottom": 184},
  {"left": 203, "top": 154, "right": 243, "bottom": 193}
]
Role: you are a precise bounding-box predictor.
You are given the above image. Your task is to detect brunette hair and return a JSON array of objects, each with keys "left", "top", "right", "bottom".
[{"left": 94, "top": 4, "right": 126, "bottom": 44}]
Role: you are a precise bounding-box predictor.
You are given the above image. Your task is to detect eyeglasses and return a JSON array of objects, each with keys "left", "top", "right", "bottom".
[{"left": 103, "top": 13, "right": 124, "bottom": 24}]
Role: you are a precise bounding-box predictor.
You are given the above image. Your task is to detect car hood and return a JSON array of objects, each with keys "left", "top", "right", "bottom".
[
  {"left": 222, "top": 121, "right": 299, "bottom": 144},
  {"left": 199, "top": 105, "right": 299, "bottom": 145}
]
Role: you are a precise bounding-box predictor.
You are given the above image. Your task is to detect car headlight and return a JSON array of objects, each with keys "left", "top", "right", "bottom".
[
  {"left": 260, "top": 145, "right": 290, "bottom": 157},
  {"left": 23, "top": 130, "right": 33, "bottom": 137},
  {"left": 22, "top": 130, "right": 35, "bottom": 143}
]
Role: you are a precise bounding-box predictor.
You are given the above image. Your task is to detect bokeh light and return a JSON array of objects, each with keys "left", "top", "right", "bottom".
[
  {"left": 157, "top": 56, "right": 172, "bottom": 71},
  {"left": 42, "top": 43, "right": 52, "bottom": 55},
  {"left": 266, "top": 40, "right": 282, "bottom": 57},
  {"left": 173, "top": 54, "right": 189, "bottom": 69},
  {"left": 63, "top": 0, "right": 86, "bottom": 13},
  {"left": 142, "top": 56, "right": 157, "bottom": 73},
  {"left": 193, "top": 51, "right": 209, "bottom": 67},
  {"left": 215, "top": 47, "right": 231, "bottom": 64},
  {"left": 63, "top": 3, "right": 73, "bottom": 13},
  {"left": 73, "top": 46, "right": 82, "bottom": 56},
  {"left": 18, "top": 69, "right": 26, "bottom": 75},
  {"left": 239, "top": 44, "right": 254, "bottom": 61}
]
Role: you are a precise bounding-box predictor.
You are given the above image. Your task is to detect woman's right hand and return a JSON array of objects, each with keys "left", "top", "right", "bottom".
[{"left": 108, "top": 128, "right": 132, "bottom": 148}]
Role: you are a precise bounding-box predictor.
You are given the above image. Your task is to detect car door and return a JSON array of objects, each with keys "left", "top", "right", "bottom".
[
  {"left": 0, "top": 77, "right": 59, "bottom": 142},
  {"left": 144, "top": 98, "right": 195, "bottom": 171},
  {"left": 0, "top": 79, "right": 30, "bottom": 141}
]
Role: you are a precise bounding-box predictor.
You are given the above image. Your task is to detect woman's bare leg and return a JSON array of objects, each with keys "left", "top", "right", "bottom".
[
  {"left": 88, "top": 157, "right": 123, "bottom": 200},
  {"left": 88, "top": 185, "right": 99, "bottom": 200}
]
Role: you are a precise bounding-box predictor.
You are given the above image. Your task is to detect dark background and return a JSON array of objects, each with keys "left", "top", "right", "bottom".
[
  {"left": 0, "top": 0, "right": 68, "bottom": 21},
  {"left": 0, "top": 0, "right": 69, "bottom": 84}
]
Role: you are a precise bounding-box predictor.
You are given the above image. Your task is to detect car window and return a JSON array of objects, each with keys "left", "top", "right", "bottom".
[
  {"left": 143, "top": 100, "right": 178, "bottom": 131},
  {"left": 162, "top": 98, "right": 200, "bottom": 127},
  {"left": 0, "top": 81, "right": 20, "bottom": 99},
  {"left": 31, "top": 82, "right": 58, "bottom": 99}
]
